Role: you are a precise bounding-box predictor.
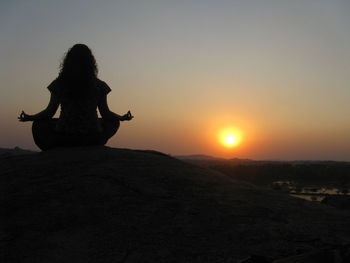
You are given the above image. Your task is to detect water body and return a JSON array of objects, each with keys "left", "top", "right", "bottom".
[{"left": 272, "top": 181, "right": 350, "bottom": 202}]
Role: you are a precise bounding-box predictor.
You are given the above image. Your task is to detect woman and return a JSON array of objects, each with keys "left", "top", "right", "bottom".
[{"left": 18, "top": 44, "right": 133, "bottom": 150}]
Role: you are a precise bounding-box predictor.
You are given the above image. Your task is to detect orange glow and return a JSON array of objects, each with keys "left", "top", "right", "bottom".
[{"left": 218, "top": 127, "right": 242, "bottom": 148}]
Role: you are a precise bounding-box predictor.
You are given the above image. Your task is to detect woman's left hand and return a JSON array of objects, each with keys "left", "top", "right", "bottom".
[{"left": 18, "top": 111, "right": 32, "bottom": 122}]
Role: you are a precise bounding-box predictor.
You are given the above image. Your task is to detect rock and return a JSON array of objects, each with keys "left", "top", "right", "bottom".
[
  {"left": 272, "top": 248, "right": 342, "bottom": 263},
  {"left": 238, "top": 254, "right": 270, "bottom": 262},
  {"left": 2, "top": 146, "right": 350, "bottom": 262}
]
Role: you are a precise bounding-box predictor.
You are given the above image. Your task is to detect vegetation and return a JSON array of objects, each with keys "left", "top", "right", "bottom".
[{"left": 182, "top": 158, "right": 350, "bottom": 188}]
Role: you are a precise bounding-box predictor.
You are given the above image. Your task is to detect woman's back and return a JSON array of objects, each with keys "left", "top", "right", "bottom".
[{"left": 48, "top": 78, "right": 111, "bottom": 135}]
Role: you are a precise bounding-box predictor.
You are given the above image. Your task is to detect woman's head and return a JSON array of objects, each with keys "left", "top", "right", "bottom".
[{"left": 58, "top": 44, "right": 98, "bottom": 90}]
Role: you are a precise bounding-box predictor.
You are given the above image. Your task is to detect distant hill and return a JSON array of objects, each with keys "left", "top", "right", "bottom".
[
  {"left": 179, "top": 156, "right": 350, "bottom": 187},
  {"left": 175, "top": 154, "right": 224, "bottom": 160},
  {"left": 2, "top": 146, "right": 350, "bottom": 262},
  {"left": 177, "top": 154, "right": 350, "bottom": 166},
  {"left": 0, "top": 147, "right": 36, "bottom": 155},
  {"left": 175, "top": 154, "right": 256, "bottom": 162}
]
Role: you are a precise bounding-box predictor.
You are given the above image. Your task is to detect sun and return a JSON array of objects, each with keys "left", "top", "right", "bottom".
[
  {"left": 225, "top": 134, "right": 237, "bottom": 146},
  {"left": 218, "top": 128, "right": 242, "bottom": 148}
]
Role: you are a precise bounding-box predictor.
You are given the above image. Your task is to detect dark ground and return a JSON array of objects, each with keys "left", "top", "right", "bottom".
[{"left": 2, "top": 147, "right": 350, "bottom": 262}]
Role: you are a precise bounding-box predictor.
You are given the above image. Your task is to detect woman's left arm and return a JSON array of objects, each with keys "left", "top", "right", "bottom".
[{"left": 18, "top": 93, "right": 60, "bottom": 122}]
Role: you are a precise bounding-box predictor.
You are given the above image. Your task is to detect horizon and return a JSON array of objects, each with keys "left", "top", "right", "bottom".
[
  {"left": 1, "top": 1, "right": 350, "bottom": 161},
  {"left": 3, "top": 146, "right": 350, "bottom": 163}
]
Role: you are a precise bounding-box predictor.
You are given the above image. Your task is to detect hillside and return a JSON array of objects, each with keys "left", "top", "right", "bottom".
[
  {"left": 179, "top": 157, "right": 350, "bottom": 187},
  {"left": 2, "top": 146, "right": 350, "bottom": 262},
  {"left": 0, "top": 147, "right": 36, "bottom": 156}
]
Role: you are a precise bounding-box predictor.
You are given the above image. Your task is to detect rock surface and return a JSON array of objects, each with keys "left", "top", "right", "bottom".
[{"left": 2, "top": 146, "right": 350, "bottom": 262}]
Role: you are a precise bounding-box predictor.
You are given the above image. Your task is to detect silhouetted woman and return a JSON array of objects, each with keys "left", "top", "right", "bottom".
[{"left": 18, "top": 44, "right": 133, "bottom": 150}]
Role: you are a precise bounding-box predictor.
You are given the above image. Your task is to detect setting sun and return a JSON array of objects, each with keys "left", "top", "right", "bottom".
[
  {"left": 218, "top": 128, "right": 242, "bottom": 148},
  {"left": 225, "top": 134, "right": 237, "bottom": 146}
]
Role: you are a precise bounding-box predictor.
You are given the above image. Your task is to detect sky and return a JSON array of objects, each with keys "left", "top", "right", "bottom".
[{"left": 1, "top": 0, "right": 350, "bottom": 160}]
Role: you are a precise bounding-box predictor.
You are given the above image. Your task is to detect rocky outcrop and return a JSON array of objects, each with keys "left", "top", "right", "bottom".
[{"left": 2, "top": 146, "right": 350, "bottom": 262}]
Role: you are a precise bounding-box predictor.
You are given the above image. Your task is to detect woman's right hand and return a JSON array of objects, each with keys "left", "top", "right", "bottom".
[
  {"left": 121, "top": 111, "right": 134, "bottom": 121},
  {"left": 18, "top": 111, "right": 32, "bottom": 122}
]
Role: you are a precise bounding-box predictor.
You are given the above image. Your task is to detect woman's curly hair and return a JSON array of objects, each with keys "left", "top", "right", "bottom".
[{"left": 58, "top": 44, "right": 98, "bottom": 95}]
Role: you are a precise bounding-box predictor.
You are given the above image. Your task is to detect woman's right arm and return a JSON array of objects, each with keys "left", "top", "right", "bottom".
[{"left": 18, "top": 93, "right": 60, "bottom": 122}]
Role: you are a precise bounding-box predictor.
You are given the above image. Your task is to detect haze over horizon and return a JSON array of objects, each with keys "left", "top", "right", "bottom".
[{"left": 1, "top": 0, "right": 350, "bottom": 161}]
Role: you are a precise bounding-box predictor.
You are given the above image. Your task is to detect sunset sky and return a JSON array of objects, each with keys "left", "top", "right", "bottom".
[{"left": 1, "top": 0, "right": 350, "bottom": 160}]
